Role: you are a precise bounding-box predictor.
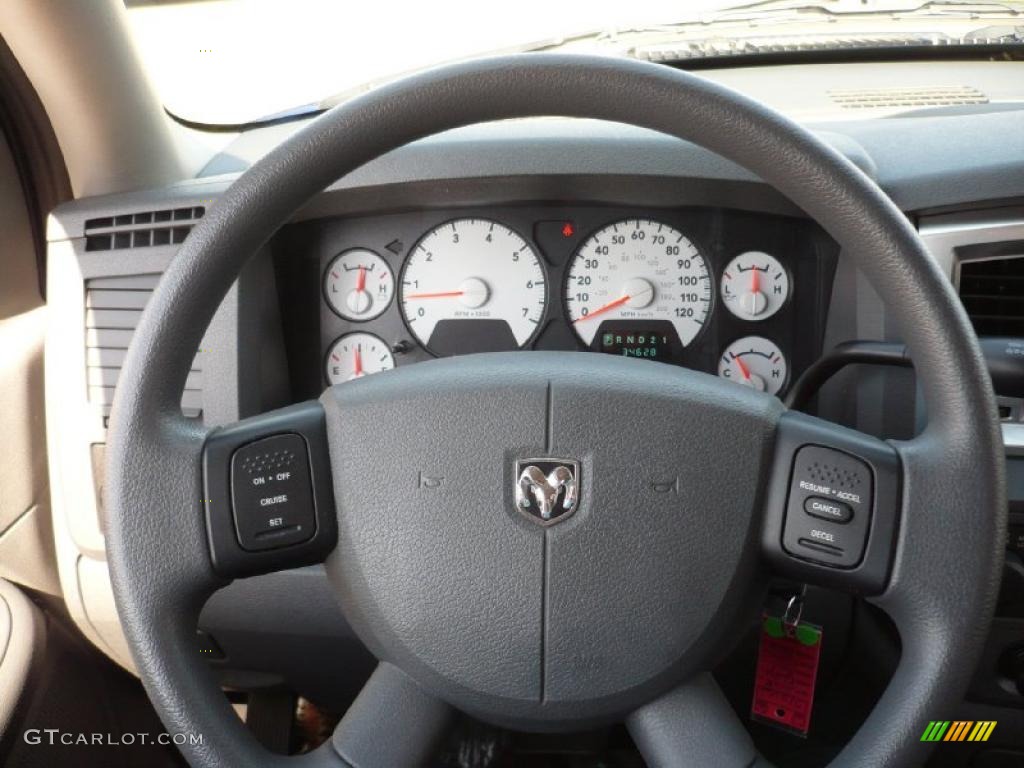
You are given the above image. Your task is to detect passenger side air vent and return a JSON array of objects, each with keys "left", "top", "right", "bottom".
[
  {"left": 84, "top": 206, "right": 205, "bottom": 252},
  {"left": 828, "top": 85, "right": 988, "bottom": 109},
  {"left": 85, "top": 274, "right": 203, "bottom": 423},
  {"left": 957, "top": 255, "right": 1024, "bottom": 337}
]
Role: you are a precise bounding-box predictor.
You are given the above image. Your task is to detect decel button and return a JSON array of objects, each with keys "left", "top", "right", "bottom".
[
  {"left": 804, "top": 496, "right": 853, "bottom": 524},
  {"left": 230, "top": 434, "right": 316, "bottom": 551}
]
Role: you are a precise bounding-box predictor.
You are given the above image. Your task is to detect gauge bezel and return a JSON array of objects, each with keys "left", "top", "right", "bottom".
[
  {"left": 398, "top": 217, "right": 548, "bottom": 357},
  {"left": 323, "top": 248, "right": 395, "bottom": 322},
  {"left": 323, "top": 331, "right": 395, "bottom": 386},
  {"left": 563, "top": 217, "right": 715, "bottom": 351},
  {"left": 719, "top": 250, "right": 792, "bottom": 323}
]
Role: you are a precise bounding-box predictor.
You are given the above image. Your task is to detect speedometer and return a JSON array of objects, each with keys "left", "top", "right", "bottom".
[
  {"left": 400, "top": 219, "right": 546, "bottom": 355},
  {"left": 566, "top": 219, "right": 712, "bottom": 348}
]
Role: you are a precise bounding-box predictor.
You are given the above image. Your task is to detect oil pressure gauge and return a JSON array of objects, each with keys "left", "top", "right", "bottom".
[
  {"left": 324, "top": 249, "right": 394, "bottom": 321},
  {"left": 718, "top": 336, "right": 788, "bottom": 395},
  {"left": 325, "top": 333, "right": 395, "bottom": 384},
  {"left": 720, "top": 251, "right": 789, "bottom": 321}
]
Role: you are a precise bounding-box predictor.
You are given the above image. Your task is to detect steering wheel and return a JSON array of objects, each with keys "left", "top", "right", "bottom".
[{"left": 106, "top": 55, "right": 1006, "bottom": 768}]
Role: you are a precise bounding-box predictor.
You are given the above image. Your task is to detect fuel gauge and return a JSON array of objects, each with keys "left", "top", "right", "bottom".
[
  {"left": 325, "top": 333, "right": 395, "bottom": 384},
  {"left": 718, "top": 336, "right": 788, "bottom": 395}
]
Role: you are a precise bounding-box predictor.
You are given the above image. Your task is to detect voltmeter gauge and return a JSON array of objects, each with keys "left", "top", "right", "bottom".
[
  {"left": 324, "top": 249, "right": 394, "bottom": 321},
  {"left": 720, "top": 251, "right": 789, "bottom": 321},
  {"left": 325, "top": 333, "right": 395, "bottom": 384},
  {"left": 718, "top": 336, "right": 788, "bottom": 395}
]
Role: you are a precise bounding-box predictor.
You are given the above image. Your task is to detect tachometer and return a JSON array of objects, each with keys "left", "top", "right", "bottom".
[
  {"left": 566, "top": 219, "right": 712, "bottom": 348},
  {"left": 400, "top": 219, "right": 546, "bottom": 354}
]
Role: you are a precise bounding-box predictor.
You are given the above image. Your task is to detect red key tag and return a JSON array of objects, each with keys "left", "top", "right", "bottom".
[{"left": 751, "top": 612, "right": 823, "bottom": 737}]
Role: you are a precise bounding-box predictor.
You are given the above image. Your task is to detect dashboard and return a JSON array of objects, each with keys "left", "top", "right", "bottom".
[{"left": 274, "top": 205, "right": 838, "bottom": 400}]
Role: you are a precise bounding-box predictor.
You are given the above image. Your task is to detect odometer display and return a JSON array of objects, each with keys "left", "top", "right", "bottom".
[
  {"left": 566, "top": 219, "right": 712, "bottom": 347},
  {"left": 599, "top": 327, "right": 674, "bottom": 362}
]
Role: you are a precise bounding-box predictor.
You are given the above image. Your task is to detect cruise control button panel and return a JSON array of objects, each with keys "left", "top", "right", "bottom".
[
  {"left": 782, "top": 445, "right": 873, "bottom": 568},
  {"left": 231, "top": 434, "right": 316, "bottom": 551},
  {"left": 203, "top": 401, "right": 337, "bottom": 578}
]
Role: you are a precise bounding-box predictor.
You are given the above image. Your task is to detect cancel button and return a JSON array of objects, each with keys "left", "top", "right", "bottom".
[{"left": 804, "top": 496, "right": 853, "bottom": 524}]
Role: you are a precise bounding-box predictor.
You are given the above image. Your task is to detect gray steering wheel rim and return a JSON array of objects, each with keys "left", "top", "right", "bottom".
[{"left": 105, "top": 54, "right": 1006, "bottom": 767}]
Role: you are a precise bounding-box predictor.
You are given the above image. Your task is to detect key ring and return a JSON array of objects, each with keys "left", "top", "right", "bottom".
[{"left": 782, "top": 593, "right": 805, "bottom": 637}]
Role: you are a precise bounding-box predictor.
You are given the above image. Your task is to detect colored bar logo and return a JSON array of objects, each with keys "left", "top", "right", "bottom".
[{"left": 920, "top": 721, "right": 996, "bottom": 742}]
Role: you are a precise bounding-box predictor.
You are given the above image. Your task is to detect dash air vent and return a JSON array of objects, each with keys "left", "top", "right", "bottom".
[
  {"left": 829, "top": 85, "right": 988, "bottom": 109},
  {"left": 957, "top": 255, "right": 1024, "bottom": 337},
  {"left": 85, "top": 274, "right": 203, "bottom": 423},
  {"left": 84, "top": 206, "right": 205, "bottom": 252}
]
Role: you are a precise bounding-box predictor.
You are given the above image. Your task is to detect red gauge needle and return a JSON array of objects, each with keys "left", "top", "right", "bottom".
[
  {"left": 405, "top": 290, "right": 465, "bottom": 299},
  {"left": 734, "top": 355, "right": 752, "bottom": 381},
  {"left": 353, "top": 345, "right": 363, "bottom": 377},
  {"left": 751, "top": 267, "right": 760, "bottom": 294},
  {"left": 573, "top": 294, "right": 631, "bottom": 324},
  {"left": 356, "top": 266, "right": 367, "bottom": 293}
]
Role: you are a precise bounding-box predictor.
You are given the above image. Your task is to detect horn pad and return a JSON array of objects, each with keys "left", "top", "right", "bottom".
[{"left": 321, "top": 352, "right": 781, "bottom": 730}]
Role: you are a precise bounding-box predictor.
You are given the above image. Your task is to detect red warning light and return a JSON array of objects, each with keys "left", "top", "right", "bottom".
[{"left": 561, "top": 222, "right": 575, "bottom": 238}]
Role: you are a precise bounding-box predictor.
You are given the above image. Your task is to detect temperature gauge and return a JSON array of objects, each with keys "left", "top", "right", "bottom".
[
  {"left": 721, "top": 251, "right": 789, "bottom": 321},
  {"left": 324, "top": 249, "right": 394, "bottom": 321},
  {"left": 325, "top": 333, "right": 395, "bottom": 384},
  {"left": 718, "top": 336, "right": 788, "bottom": 395}
]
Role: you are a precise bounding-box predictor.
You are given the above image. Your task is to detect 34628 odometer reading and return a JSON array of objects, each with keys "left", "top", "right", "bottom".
[{"left": 565, "top": 219, "right": 712, "bottom": 347}]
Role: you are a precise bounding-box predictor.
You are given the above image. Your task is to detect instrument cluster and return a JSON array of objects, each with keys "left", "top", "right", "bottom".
[{"left": 275, "top": 206, "right": 837, "bottom": 400}]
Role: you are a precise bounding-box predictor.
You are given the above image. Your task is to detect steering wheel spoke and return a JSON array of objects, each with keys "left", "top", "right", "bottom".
[
  {"left": 761, "top": 411, "right": 902, "bottom": 595},
  {"left": 202, "top": 400, "right": 338, "bottom": 579},
  {"left": 330, "top": 663, "right": 453, "bottom": 768},
  {"left": 626, "top": 674, "right": 773, "bottom": 768}
]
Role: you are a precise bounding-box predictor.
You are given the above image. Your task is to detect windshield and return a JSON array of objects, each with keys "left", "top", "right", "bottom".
[{"left": 125, "top": 0, "right": 1024, "bottom": 126}]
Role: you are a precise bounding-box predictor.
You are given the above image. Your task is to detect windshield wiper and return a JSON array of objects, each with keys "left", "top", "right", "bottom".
[
  {"left": 600, "top": 0, "right": 1022, "bottom": 37},
  {"left": 582, "top": 0, "right": 1024, "bottom": 65}
]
